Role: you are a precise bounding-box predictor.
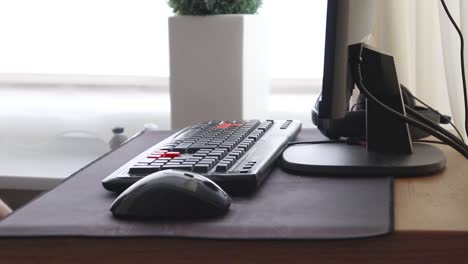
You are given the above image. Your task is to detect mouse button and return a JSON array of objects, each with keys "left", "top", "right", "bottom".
[
  {"left": 203, "top": 181, "right": 220, "bottom": 192},
  {"left": 191, "top": 175, "right": 205, "bottom": 182},
  {"left": 154, "top": 173, "right": 187, "bottom": 186},
  {"left": 197, "top": 182, "right": 230, "bottom": 204},
  {"left": 183, "top": 179, "right": 199, "bottom": 192}
]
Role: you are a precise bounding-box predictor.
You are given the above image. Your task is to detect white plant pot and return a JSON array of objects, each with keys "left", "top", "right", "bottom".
[{"left": 169, "top": 15, "right": 269, "bottom": 129}]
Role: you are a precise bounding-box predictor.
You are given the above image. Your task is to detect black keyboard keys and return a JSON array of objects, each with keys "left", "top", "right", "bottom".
[
  {"left": 173, "top": 143, "right": 193, "bottom": 153},
  {"left": 128, "top": 120, "right": 269, "bottom": 177},
  {"left": 162, "top": 164, "right": 193, "bottom": 171},
  {"left": 194, "top": 164, "right": 211, "bottom": 173},
  {"left": 215, "top": 163, "right": 230, "bottom": 172},
  {"left": 129, "top": 165, "right": 162, "bottom": 175}
]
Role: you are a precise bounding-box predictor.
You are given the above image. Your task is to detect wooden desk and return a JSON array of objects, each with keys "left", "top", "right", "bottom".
[{"left": 0, "top": 144, "right": 467, "bottom": 263}]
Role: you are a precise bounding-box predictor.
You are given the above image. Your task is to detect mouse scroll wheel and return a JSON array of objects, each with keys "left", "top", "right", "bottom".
[
  {"left": 183, "top": 173, "right": 195, "bottom": 178},
  {"left": 203, "top": 181, "right": 220, "bottom": 192}
]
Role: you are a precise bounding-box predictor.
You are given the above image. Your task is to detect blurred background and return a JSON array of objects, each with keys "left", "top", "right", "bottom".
[{"left": 0, "top": 0, "right": 327, "bottom": 142}]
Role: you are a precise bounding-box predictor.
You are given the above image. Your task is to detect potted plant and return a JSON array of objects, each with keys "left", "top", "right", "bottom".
[{"left": 168, "top": 0, "right": 268, "bottom": 129}]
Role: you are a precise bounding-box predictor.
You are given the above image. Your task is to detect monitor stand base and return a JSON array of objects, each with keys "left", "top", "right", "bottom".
[{"left": 280, "top": 143, "right": 446, "bottom": 177}]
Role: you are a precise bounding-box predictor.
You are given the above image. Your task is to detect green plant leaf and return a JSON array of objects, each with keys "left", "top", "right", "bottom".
[{"left": 167, "top": 0, "right": 262, "bottom": 16}]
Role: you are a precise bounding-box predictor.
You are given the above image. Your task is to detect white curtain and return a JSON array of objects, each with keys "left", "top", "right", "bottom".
[
  {"left": 438, "top": 0, "right": 468, "bottom": 140},
  {"left": 370, "top": 0, "right": 467, "bottom": 140}
]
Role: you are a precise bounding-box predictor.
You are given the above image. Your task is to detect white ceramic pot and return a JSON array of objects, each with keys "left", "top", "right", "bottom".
[{"left": 169, "top": 15, "right": 269, "bottom": 129}]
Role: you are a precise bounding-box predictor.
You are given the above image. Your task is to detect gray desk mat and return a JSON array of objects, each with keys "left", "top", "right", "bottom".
[{"left": 0, "top": 129, "right": 393, "bottom": 240}]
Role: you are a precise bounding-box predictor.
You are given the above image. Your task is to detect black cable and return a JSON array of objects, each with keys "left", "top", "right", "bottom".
[
  {"left": 350, "top": 56, "right": 468, "bottom": 158},
  {"left": 288, "top": 140, "right": 344, "bottom": 146},
  {"left": 407, "top": 92, "right": 465, "bottom": 141},
  {"left": 450, "top": 122, "right": 465, "bottom": 140},
  {"left": 416, "top": 139, "right": 449, "bottom": 146},
  {"left": 350, "top": 102, "right": 364, "bottom": 111},
  {"left": 440, "top": 0, "right": 468, "bottom": 139},
  {"left": 404, "top": 106, "right": 466, "bottom": 148}
]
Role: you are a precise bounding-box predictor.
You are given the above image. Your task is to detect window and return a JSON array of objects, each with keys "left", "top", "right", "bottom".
[
  {"left": 0, "top": 0, "right": 172, "bottom": 77},
  {"left": 0, "top": 0, "right": 326, "bottom": 78},
  {"left": 0, "top": 0, "right": 327, "bottom": 139}
]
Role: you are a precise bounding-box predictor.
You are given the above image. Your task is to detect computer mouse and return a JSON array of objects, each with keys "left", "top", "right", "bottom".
[{"left": 110, "top": 170, "right": 231, "bottom": 219}]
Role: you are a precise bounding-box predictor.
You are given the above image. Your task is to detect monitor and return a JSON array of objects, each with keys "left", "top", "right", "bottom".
[
  {"left": 319, "top": 0, "right": 377, "bottom": 120},
  {"left": 280, "top": 0, "right": 447, "bottom": 177}
]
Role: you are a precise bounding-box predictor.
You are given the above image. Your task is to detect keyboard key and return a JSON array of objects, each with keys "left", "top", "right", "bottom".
[
  {"left": 229, "top": 152, "right": 241, "bottom": 159},
  {"left": 214, "top": 148, "right": 228, "bottom": 155},
  {"left": 237, "top": 144, "right": 249, "bottom": 150},
  {"left": 173, "top": 128, "right": 201, "bottom": 141},
  {"left": 129, "top": 165, "right": 162, "bottom": 175},
  {"left": 194, "top": 164, "right": 211, "bottom": 173},
  {"left": 208, "top": 152, "right": 223, "bottom": 159},
  {"left": 166, "top": 162, "right": 182, "bottom": 166},
  {"left": 136, "top": 162, "right": 152, "bottom": 166},
  {"left": 221, "top": 159, "right": 234, "bottom": 166},
  {"left": 159, "top": 146, "right": 174, "bottom": 151},
  {"left": 170, "top": 158, "right": 186, "bottom": 162},
  {"left": 140, "top": 158, "right": 158, "bottom": 163},
  {"left": 164, "top": 152, "right": 181, "bottom": 158},
  {"left": 173, "top": 143, "right": 193, "bottom": 153},
  {"left": 162, "top": 164, "right": 193, "bottom": 171},
  {"left": 218, "top": 145, "right": 233, "bottom": 152},
  {"left": 199, "top": 160, "right": 215, "bottom": 167},
  {"left": 152, "top": 162, "right": 168, "bottom": 166},
  {"left": 152, "top": 150, "right": 168, "bottom": 154},
  {"left": 186, "top": 157, "right": 203, "bottom": 162},
  {"left": 204, "top": 157, "right": 219, "bottom": 163},
  {"left": 187, "top": 145, "right": 216, "bottom": 153},
  {"left": 232, "top": 148, "right": 244, "bottom": 154},
  {"left": 215, "top": 163, "right": 229, "bottom": 172}
]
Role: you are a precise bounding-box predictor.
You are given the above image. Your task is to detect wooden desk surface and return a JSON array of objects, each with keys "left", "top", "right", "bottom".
[
  {"left": 395, "top": 144, "right": 468, "bottom": 232},
  {"left": 0, "top": 143, "right": 467, "bottom": 263}
]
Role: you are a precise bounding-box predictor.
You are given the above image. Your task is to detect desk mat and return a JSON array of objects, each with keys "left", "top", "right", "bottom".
[{"left": 0, "top": 129, "right": 393, "bottom": 240}]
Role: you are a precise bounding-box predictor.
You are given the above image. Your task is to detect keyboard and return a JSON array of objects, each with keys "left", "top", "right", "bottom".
[{"left": 102, "top": 120, "right": 301, "bottom": 193}]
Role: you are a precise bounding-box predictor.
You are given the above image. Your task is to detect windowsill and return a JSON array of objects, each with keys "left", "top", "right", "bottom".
[
  {"left": 0, "top": 76, "right": 320, "bottom": 142},
  {"left": 0, "top": 136, "right": 109, "bottom": 191}
]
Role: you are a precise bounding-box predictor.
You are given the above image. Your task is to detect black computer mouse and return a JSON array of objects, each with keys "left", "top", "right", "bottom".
[{"left": 110, "top": 170, "right": 231, "bottom": 219}]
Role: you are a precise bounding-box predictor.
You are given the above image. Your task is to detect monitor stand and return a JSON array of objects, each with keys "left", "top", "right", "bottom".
[
  {"left": 281, "top": 44, "right": 446, "bottom": 177},
  {"left": 281, "top": 142, "right": 445, "bottom": 176}
]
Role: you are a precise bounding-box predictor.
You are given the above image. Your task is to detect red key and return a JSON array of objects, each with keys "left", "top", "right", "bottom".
[
  {"left": 216, "top": 123, "right": 232, "bottom": 129},
  {"left": 164, "top": 152, "right": 180, "bottom": 158}
]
